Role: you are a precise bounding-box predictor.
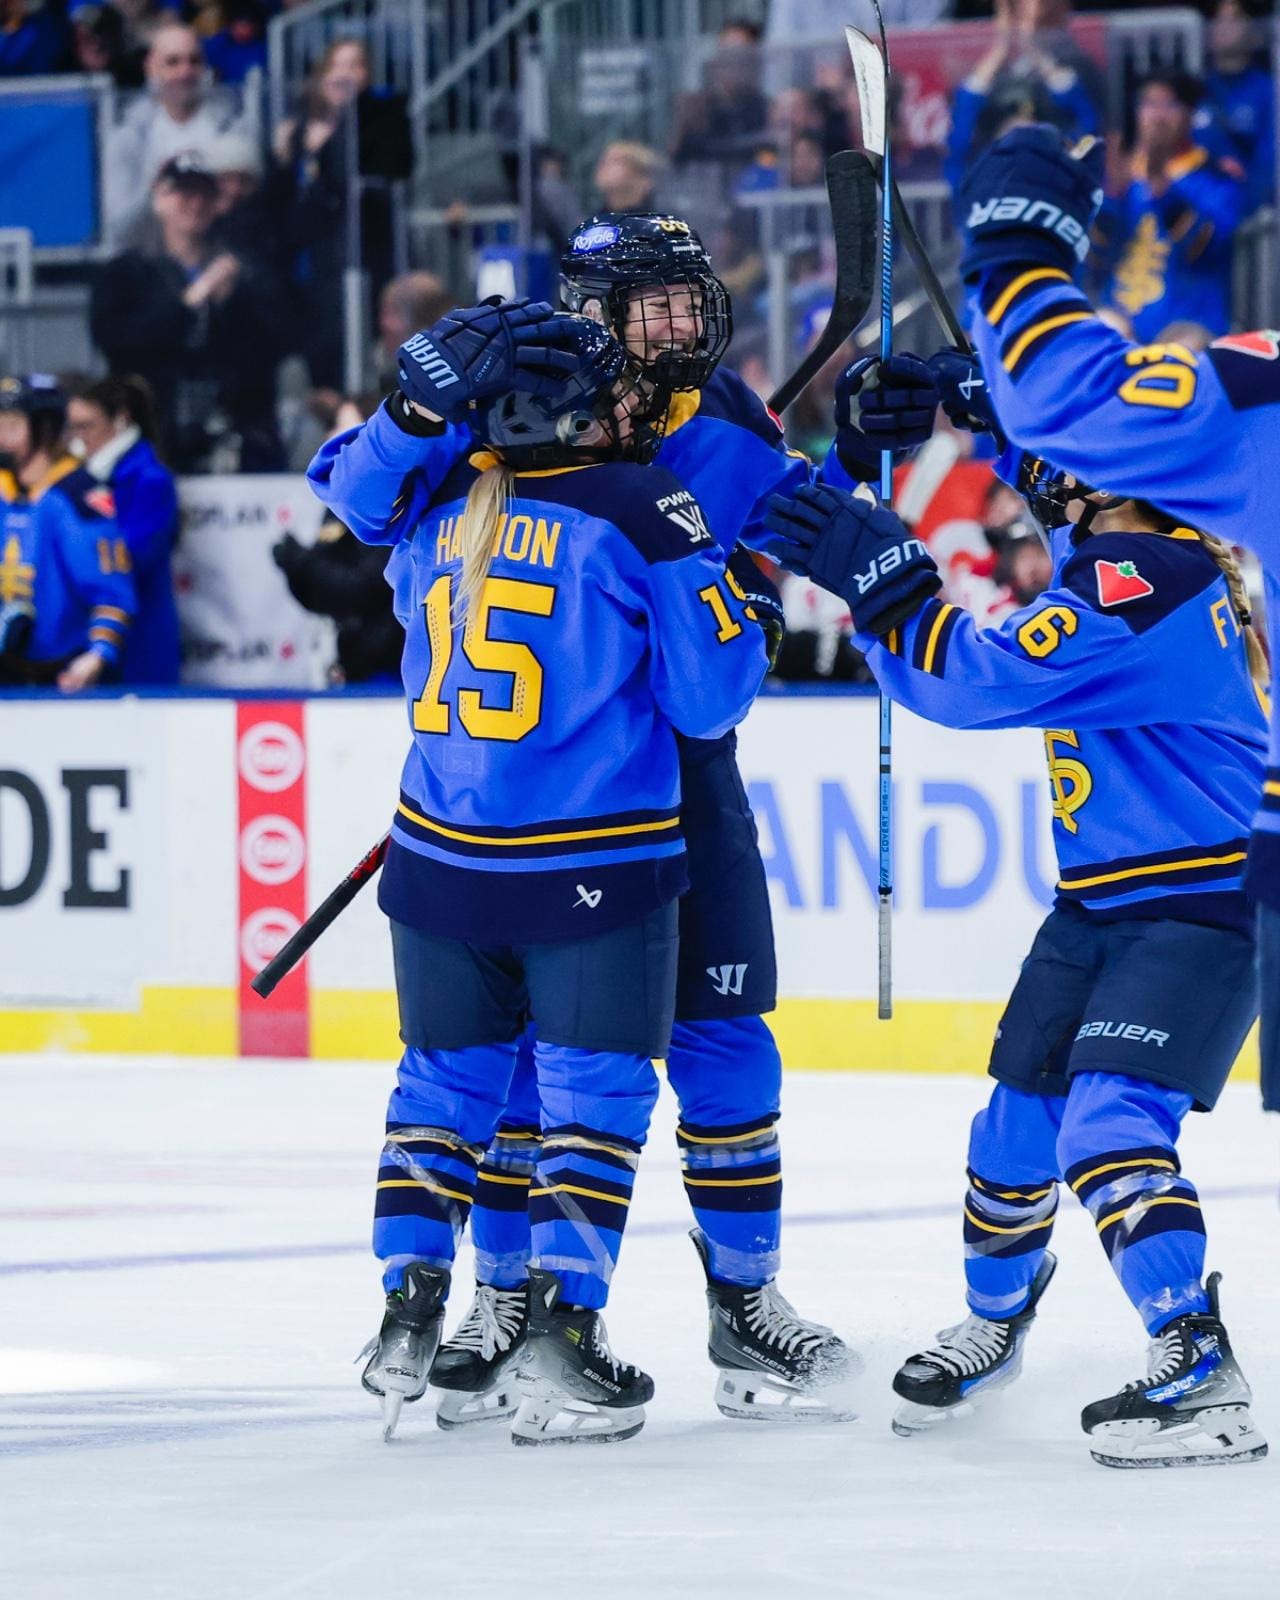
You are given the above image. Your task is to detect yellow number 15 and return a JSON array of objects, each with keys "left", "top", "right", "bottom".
[{"left": 414, "top": 573, "right": 555, "bottom": 742}]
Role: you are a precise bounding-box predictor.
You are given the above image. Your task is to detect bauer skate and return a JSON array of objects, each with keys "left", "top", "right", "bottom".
[
  {"left": 1083, "top": 1272, "right": 1267, "bottom": 1469},
  {"left": 692, "top": 1230, "right": 859, "bottom": 1423},
  {"left": 510, "top": 1269, "right": 653, "bottom": 1445},
  {"left": 429, "top": 1282, "right": 529, "bottom": 1430},
  {"left": 357, "top": 1262, "right": 450, "bottom": 1441},
  {"left": 892, "top": 1252, "right": 1056, "bottom": 1436}
]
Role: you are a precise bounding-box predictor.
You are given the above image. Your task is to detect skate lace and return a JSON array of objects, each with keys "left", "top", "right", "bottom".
[
  {"left": 916, "top": 1315, "right": 1010, "bottom": 1379},
  {"left": 588, "top": 1315, "right": 631, "bottom": 1378},
  {"left": 450, "top": 1286, "right": 525, "bottom": 1361},
  {"left": 1130, "top": 1325, "right": 1188, "bottom": 1391},
  {"left": 742, "top": 1284, "right": 833, "bottom": 1357}
]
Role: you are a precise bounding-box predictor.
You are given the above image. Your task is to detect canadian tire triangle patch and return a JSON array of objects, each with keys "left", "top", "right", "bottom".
[{"left": 1096, "top": 558, "right": 1154, "bottom": 607}]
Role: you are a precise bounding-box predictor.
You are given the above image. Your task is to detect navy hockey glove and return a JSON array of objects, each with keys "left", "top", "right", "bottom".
[
  {"left": 0, "top": 600, "right": 33, "bottom": 656},
  {"left": 727, "top": 544, "right": 784, "bottom": 670},
  {"left": 764, "top": 482, "right": 940, "bottom": 638},
  {"left": 397, "top": 296, "right": 586, "bottom": 421},
  {"left": 959, "top": 124, "right": 1104, "bottom": 284},
  {"left": 926, "top": 347, "right": 1005, "bottom": 443},
  {"left": 834, "top": 354, "right": 937, "bottom": 481}
]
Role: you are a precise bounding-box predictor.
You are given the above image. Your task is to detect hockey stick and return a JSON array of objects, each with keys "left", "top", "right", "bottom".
[
  {"left": 845, "top": 24, "right": 973, "bottom": 357},
  {"left": 848, "top": 3, "right": 895, "bottom": 1019},
  {"left": 251, "top": 831, "right": 389, "bottom": 998},
  {"left": 767, "top": 149, "right": 878, "bottom": 414}
]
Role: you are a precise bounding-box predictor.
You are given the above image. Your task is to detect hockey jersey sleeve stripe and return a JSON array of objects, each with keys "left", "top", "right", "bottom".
[
  {"left": 93, "top": 605, "right": 131, "bottom": 624},
  {"left": 1057, "top": 841, "right": 1248, "bottom": 895},
  {"left": 1001, "top": 309, "right": 1096, "bottom": 377},
  {"left": 982, "top": 265, "right": 1074, "bottom": 326}
]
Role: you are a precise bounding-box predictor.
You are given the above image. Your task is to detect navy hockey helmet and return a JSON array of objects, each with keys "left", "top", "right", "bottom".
[
  {"left": 560, "top": 213, "right": 733, "bottom": 391},
  {"left": 480, "top": 316, "right": 672, "bottom": 469},
  {"left": 0, "top": 373, "right": 67, "bottom": 455}
]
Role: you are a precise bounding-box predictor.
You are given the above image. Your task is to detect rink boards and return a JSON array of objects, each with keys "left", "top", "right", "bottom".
[{"left": 0, "top": 692, "right": 1260, "bottom": 1077}]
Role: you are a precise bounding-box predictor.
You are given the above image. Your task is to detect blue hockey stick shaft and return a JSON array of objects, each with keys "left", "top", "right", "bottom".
[{"left": 871, "top": 0, "right": 894, "bottom": 1020}]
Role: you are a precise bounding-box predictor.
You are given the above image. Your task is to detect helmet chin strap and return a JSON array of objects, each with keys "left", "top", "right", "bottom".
[{"left": 1070, "top": 490, "right": 1134, "bottom": 543}]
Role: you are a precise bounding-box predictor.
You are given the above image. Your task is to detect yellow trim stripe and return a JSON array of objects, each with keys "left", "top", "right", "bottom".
[
  {"left": 529, "top": 1183, "right": 629, "bottom": 1206},
  {"left": 1059, "top": 851, "right": 1246, "bottom": 892},
  {"left": 544, "top": 1134, "right": 634, "bottom": 1159},
  {"left": 683, "top": 1173, "right": 782, "bottom": 1189},
  {"left": 971, "top": 1175, "right": 1054, "bottom": 1202},
  {"left": 493, "top": 1130, "right": 540, "bottom": 1142},
  {"left": 986, "top": 267, "right": 1072, "bottom": 326},
  {"left": 376, "top": 1177, "right": 473, "bottom": 1204},
  {"left": 396, "top": 799, "right": 679, "bottom": 849},
  {"left": 963, "top": 1206, "right": 1055, "bottom": 1237},
  {"left": 1264, "top": 781, "right": 1280, "bottom": 798},
  {"left": 922, "top": 603, "right": 956, "bottom": 676},
  {"left": 1097, "top": 1195, "right": 1201, "bottom": 1234},
  {"left": 678, "top": 1126, "right": 774, "bottom": 1146},
  {"left": 475, "top": 1172, "right": 532, "bottom": 1187},
  {"left": 93, "top": 605, "right": 131, "bottom": 624},
  {"left": 1003, "top": 312, "right": 1093, "bottom": 373},
  {"left": 1070, "top": 1156, "right": 1176, "bottom": 1193}
]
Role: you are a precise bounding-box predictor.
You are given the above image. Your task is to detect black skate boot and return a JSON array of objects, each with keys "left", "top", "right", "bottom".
[
  {"left": 429, "top": 1282, "right": 529, "bottom": 1430},
  {"left": 892, "top": 1252, "right": 1057, "bottom": 1436},
  {"left": 357, "top": 1262, "right": 450, "bottom": 1441},
  {"left": 1083, "top": 1272, "right": 1267, "bottom": 1468},
  {"left": 510, "top": 1268, "right": 653, "bottom": 1445},
  {"left": 692, "top": 1230, "right": 859, "bottom": 1423}
]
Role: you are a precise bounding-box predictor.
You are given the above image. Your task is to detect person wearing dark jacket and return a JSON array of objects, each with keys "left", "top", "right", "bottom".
[
  {"left": 66, "top": 375, "right": 181, "bottom": 685},
  {"left": 273, "top": 512, "right": 402, "bottom": 684},
  {"left": 90, "top": 154, "right": 287, "bottom": 472}
]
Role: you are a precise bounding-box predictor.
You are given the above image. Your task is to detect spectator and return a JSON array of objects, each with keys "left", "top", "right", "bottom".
[
  {"left": 373, "top": 270, "right": 453, "bottom": 391},
  {"left": 1203, "top": 0, "right": 1274, "bottom": 212},
  {"left": 273, "top": 37, "right": 413, "bottom": 388},
  {"left": 272, "top": 511, "right": 403, "bottom": 685},
  {"left": 90, "top": 154, "right": 287, "bottom": 472},
  {"left": 670, "top": 21, "right": 768, "bottom": 169},
  {"left": 945, "top": 0, "right": 1101, "bottom": 199},
  {"left": 1102, "top": 71, "right": 1245, "bottom": 342},
  {"left": 766, "top": 0, "right": 953, "bottom": 37},
  {"left": 70, "top": 4, "right": 143, "bottom": 87},
  {"left": 0, "top": 0, "right": 67, "bottom": 75},
  {"left": 103, "top": 22, "right": 251, "bottom": 246},
  {"left": 66, "top": 375, "right": 181, "bottom": 686},
  {"left": 202, "top": 0, "right": 267, "bottom": 85},
  {"left": 593, "top": 141, "right": 664, "bottom": 213},
  {"left": 204, "top": 130, "right": 286, "bottom": 282}
]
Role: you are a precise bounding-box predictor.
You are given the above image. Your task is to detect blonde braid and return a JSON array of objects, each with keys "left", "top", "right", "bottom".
[
  {"left": 1197, "top": 529, "right": 1270, "bottom": 690},
  {"left": 453, "top": 463, "right": 514, "bottom": 623}
]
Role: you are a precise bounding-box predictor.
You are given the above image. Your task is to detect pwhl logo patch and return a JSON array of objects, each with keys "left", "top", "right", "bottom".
[{"left": 1095, "top": 559, "right": 1153, "bottom": 607}]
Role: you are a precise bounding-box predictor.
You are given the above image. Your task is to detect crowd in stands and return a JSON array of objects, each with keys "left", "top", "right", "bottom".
[{"left": 0, "top": 0, "right": 1274, "bottom": 689}]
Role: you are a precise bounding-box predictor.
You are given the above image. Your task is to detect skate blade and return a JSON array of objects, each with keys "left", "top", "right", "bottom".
[
  {"left": 435, "top": 1385, "right": 518, "bottom": 1431},
  {"left": 891, "top": 1396, "right": 976, "bottom": 1437},
  {"left": 509, "top": 1396, "right": 646, "bottom": 1446},
  {"left": 380, "top": 1391, "right": 404, "bottom": 1443},
  {"left": 715, "top": 1369, "right": 857, "bottom": 1425},
  {"left": 1088, "top": 1405, "right": 1269, "bottom": 1469}
]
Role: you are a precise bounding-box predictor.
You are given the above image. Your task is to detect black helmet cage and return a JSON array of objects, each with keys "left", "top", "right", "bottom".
[
  {"left": 560, "top": 215, "right": 733, "bottom": 391},
  {"left": 0, "top": 373, "right": 66, "bottom": 456},
  {"left": 1017, "top": 453, "right": 1087, "bottom": 530}
]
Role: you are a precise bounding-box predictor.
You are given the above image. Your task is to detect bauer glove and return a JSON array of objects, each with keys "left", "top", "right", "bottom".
[{"left": 958, "top": 123, "right": 1104, "bottom": 283}]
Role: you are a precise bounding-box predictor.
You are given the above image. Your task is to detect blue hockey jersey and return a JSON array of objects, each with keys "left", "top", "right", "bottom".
[
  {"left": 0, "top": 457, "right": 134, "bottom": 676},
  {"left": 372, "top": 452, "right": 766, "bottom": 944},
  {"left": 966, "top": 264, "right": 1280, "bottom": 908},
  {"left": 860, "top": 523, "right": 1266, "bottom": 933},
  {"left": 1101, "top": 147, "right": 1244, "bottom": 342}
]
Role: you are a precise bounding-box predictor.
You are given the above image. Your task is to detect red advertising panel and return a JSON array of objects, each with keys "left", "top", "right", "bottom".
[{"left": 236, "top": 702, "right": 308, "bottom": 1057}]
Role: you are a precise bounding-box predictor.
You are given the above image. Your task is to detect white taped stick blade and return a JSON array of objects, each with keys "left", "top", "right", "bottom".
[{"left": 846, "top": 26, "right": 886, "bottom": 157}]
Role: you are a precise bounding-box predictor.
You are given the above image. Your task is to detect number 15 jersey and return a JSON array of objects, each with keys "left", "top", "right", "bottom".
[{"left": 378, "top": 452, "right": 767, "bottom": 945}]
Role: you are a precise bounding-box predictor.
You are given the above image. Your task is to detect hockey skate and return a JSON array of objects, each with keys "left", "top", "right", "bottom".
[
  {"left": 429, "top": 1283, "right": 529, "bottom": 1430},
  {"left": 1083, "top": 1273, "right": 1268, "bottom": 1468},
  {"left": 357, "top": 1262, "right": 450, "bottom": 1441},
  {"left": 510, "top": 1269, "right": 653, "bottom": 1445},
  {"left": 692, "top": 1230, "right": 859, "bottom": 1423},
  {"left": 892, "top": 1252, "right": 1057, "bottom": 1436}
]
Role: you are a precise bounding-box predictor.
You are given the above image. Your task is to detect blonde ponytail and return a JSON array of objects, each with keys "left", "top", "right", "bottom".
[
  {"left": 1197, "top": 529, "right": 1270, "bottom": 691},
  {"left": 453, "top": 464, "right": 514, "bottom": 623}
]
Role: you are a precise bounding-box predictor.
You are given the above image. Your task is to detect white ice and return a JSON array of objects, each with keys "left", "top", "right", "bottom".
[{"left": 2, "top": 1058, "right": 1279, "bottom": 1599}]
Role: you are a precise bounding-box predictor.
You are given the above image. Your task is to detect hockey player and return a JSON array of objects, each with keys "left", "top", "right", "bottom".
[
  {"left": 311, "top": 219, "right": 880, "bottom": 1427},
  {"left": 0, "top": 375, "right": 135, "bottom": 690},
  {"left": 765, "top": 452, "right": 1268, "bottom": 1467},
  {"left": 350, "top": 319, "right": 770, "bottom": 1443},
  {"left": 926, "top": 123, "right": 1280, "bottom": 1134}
]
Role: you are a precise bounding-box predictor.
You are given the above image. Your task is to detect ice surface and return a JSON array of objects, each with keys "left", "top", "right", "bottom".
[{"left": 2, "top": 1058, "right": 1278, "bottom": 1599}]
